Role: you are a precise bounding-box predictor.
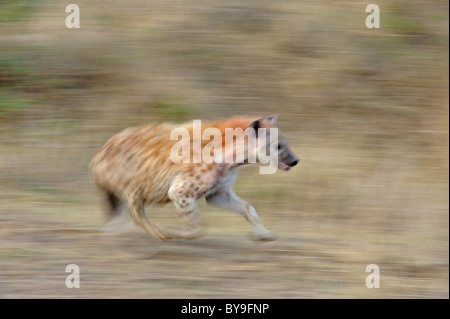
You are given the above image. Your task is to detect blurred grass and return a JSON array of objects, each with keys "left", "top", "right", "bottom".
[
  {"left": 0, "top": 91, "right": 33, "bottom": 115},
  {"left": 0, "top": 0, "right": 35, "bottom": 23},
  {"left": 0, "top": 0, "right": 448, "bottom": 298}
]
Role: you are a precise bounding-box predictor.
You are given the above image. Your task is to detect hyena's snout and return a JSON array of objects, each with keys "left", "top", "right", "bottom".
[
  {"left": 285, "top": 154, "right": 299, "bottom": 167},
  {"left": 278, "top": 151, "right": 299, "bottom": 171}
]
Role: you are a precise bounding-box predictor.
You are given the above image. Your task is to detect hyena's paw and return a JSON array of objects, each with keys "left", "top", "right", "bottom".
[
  {"left": 165, "top": 227, "right": 208, "bottom": 240},
  {"left": 250, "top": 230, "right": 278, "bottom": 242},
  {"left": 146, "top": 227, "right": 172, "bottom": 243}
]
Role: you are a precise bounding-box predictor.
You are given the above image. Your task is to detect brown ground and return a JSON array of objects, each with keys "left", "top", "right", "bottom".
[{"left": 0, "top": 0, "right": 448, "bottom": 298}]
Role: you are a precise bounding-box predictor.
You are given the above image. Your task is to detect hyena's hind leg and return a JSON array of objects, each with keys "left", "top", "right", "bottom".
[{"left": 127, "top": 191, "right": 172, "bottom": 242}]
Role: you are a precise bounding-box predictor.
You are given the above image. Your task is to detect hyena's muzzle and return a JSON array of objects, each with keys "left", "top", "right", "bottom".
[{"left": 277, "top": 146, "right": 299, "bottom": 171}]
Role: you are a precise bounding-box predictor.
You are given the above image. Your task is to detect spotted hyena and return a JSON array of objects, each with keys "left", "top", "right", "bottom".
[{"left": 89, "top": 115, "right": 299, "bottom": 242}]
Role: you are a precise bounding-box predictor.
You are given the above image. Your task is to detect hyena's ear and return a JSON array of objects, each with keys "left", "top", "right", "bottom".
[
  {"left": 248, "top": 118, "right": 262, "bottom": 137},
  {"left": 265, "top": 114, "right": 277, "bottom": 126},
  {"left": 248, "top": 115, "right": 277, "bottom": 136}
]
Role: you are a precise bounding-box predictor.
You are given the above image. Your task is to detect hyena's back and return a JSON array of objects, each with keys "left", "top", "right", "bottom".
[{"left": 89, "top": 123, "right": 180, "bottom": 205}]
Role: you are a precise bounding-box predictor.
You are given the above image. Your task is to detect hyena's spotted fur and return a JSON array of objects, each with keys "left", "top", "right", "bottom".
[{"left": 89, "top": 115, "right": 298, "bottom": 242}]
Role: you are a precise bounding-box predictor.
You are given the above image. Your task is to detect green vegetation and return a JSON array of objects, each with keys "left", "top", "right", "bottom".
[
  {"left": 0, "top": 0, "right": 35, "bottom": 23},
  {"left": 0, "top": 0, "right": 447, "bottom": 298}
]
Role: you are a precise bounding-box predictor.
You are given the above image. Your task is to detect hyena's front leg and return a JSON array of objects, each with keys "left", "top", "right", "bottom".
[
  {"left": 206, "top": 190, "right": 277, "bottom": 241},
  {"left": 167, "top": 182, "right": 205, "bottom": 240}
]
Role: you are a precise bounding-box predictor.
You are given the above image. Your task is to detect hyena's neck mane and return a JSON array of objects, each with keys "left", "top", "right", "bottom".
[
  {"left": 179, "top": 116, "right": 261, "bottom": 165},
  {"left": 180, "top": 116, "right": 259, "bottom": 147},
  {"left": 205, "top": 116, "right": 258, "bottom": 134},
  {"left": 203, "top": 116, "right": 258, "bottom": 146}
]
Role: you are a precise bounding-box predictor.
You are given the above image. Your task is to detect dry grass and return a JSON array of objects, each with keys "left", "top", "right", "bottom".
[{"left": 0, "top": 0, "right": 448, "bottom": 298}]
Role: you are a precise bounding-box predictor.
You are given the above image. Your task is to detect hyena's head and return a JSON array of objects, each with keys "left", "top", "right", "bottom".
[{"left": 248, "top": 115, "right": 299, "bottom": 172}]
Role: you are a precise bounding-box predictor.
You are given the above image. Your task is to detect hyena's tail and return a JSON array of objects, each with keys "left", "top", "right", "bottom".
[{"left": 105, "top": 191, "right": 122, "bottom": 221}]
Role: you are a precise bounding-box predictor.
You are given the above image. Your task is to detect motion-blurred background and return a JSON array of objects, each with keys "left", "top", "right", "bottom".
[{"left": 0, "top": 0, "right": 448, "bottom": 298}]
